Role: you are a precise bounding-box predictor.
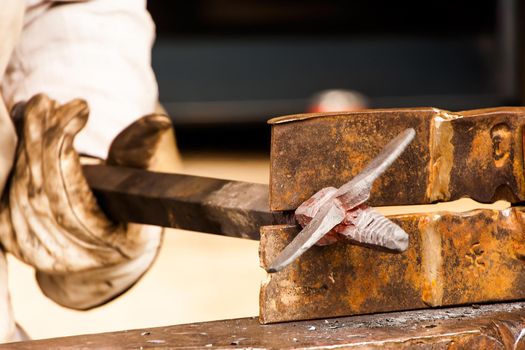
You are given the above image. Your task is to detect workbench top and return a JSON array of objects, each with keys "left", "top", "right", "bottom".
[{"left": 4, "top": 302, "right": 525, "bottom": 349}]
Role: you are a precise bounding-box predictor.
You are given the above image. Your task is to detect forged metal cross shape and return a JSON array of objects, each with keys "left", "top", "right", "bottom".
[{"left": 267, "top": 128, "right": 416, "bottom": 273}]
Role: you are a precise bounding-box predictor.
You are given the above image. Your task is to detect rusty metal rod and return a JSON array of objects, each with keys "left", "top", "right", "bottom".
[{"left": 82, "top": 164, "right": 291, "bottom": 240}]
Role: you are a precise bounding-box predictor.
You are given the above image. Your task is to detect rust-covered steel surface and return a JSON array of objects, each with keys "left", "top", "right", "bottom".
[
  {"left": 269, "top": 107, "right": 525, "bottom": 211},
  {"left": 5, "top": 303, "right": 525, "bottom": 349},
  {"left": 260, "top": 207, "right": 525, "bottom": 324}
]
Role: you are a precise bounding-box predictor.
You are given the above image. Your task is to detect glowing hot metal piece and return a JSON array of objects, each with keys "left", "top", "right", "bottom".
[{"left": 267, "top": 128, "right": 415, "bottom": 273}]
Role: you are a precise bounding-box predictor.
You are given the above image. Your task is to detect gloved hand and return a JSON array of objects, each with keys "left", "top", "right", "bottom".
[{"left": 0, "top": 93, "right": 174, "bottom": 309}]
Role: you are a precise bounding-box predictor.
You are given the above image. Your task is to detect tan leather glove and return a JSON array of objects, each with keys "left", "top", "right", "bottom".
[{"left": 0, "top": 94, "right": 175, "bottom": 310}]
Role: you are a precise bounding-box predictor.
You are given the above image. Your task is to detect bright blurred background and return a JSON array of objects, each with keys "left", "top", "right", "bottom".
[
  {"left": 149, "top": 0, "right": 524, "bottom": 152},
  {"left": 7, "top": 0, "right": 525, "bottom": 340}
]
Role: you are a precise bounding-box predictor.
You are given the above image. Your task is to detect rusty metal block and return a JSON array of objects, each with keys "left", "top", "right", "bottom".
[
  {"left": 259, "top": 207, "right": 525, "bottom": 324},
  {"left": 269, "top": 107, "right": 525, "bottom": 210}
]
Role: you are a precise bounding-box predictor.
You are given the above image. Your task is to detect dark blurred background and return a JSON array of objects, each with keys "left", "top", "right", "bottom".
[{"left": 147, "top": 0, "right": 524, "bottom": 151}]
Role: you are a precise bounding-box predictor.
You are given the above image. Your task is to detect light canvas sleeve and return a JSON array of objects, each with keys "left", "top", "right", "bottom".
[
  {"left": 0, "top": 0, "right": 24, "bottom": 198},
  {"left": 0, "top": 0, "right": 165, "bottom": 313},
  {"left": 0, "top": 0, "right": 25, "bottom": 343},
  {"left": 1, "top": 0, "right": 159, "bottom": 159}
]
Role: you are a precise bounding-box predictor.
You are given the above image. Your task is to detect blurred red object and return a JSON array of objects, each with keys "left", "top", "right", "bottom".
[{"left": 308, "top": 89, "right": 368, "bottom": 113}]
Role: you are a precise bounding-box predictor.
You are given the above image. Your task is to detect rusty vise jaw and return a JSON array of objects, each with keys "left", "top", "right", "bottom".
[{"left": 260, "top": 107, "right": 525, "bottom": 324}]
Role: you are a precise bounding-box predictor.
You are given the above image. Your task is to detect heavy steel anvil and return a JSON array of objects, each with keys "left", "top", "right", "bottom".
[{"left": 83, "top": 107, "right": 525, "bottom": 324}]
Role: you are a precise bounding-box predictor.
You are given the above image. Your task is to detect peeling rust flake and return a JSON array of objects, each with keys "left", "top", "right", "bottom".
[{"left": 425, "top": 110, "right": 461, "bottom": 202}]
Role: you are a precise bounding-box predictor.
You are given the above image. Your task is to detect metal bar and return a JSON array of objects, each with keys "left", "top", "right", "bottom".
[
  {"left": 269, "top": 107, "right": 525, "bottom": 211},
  {"left": 5, "top": 302, "right": 525, "bottom": 349},
  {"left": 82, "top": 164, "right": 291, "bottom": 240},
  {"left": 260, "top": 206, "right": 525, "bottom": 323}
]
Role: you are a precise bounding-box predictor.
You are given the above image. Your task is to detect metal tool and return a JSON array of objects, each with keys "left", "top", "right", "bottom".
[
  {"left": 82, "top": 165, "right": 291, "bottom": 240},
  {"left": 84, "top": 128, "right": 416, "bottom": 274},
  {"left": 266, "top": 129, "right": 415, "bottom": 273},
  {"left": 259, "top": 107, "right": 525, "bottom": 324},
  {"left": 79, "top": 107, "right": 525, "bottom": 327}
]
